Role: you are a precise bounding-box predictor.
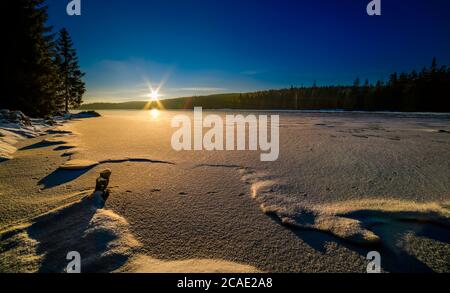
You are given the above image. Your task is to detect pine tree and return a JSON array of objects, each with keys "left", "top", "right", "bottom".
[
  {"left": 3, "top": 0, "right": 61, "bottom": 116},
  {"left": 431, "top": 57, "right": 438, "bottom": 73},
  {"left": 56, "top": 28, "right": 86, "bottom": 112}
]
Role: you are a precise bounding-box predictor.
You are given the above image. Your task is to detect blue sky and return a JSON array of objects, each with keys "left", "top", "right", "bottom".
[{"left": 47, "top": 0, "right": 450, "bottom": 102}]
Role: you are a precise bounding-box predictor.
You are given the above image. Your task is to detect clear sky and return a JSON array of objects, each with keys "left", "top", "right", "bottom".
[{"left": 46, "top": 0, "right": 450, "bottom": 103}]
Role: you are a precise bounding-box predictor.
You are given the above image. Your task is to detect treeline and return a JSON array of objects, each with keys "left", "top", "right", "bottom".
[
  {"left": 82, "top": 59, "right": 450, "bottom": 112},
  {"left": 162, "top": 59, "right": 450, "bottom": 112},
  {"left": 2, "top": 0, "right": 85, "bottom": 117},
  {"left": 232, "top": 58, "right": 449, "bottom": 112}
]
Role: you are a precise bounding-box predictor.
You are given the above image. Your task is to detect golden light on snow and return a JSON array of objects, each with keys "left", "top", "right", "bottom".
[{"left": 150, "top": 108, "right": 160, "bottom": 119}]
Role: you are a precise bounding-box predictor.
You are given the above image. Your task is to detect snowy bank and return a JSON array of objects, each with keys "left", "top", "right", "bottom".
[{"left": 0, "top": 109, "right": 100, "bottom": 161}]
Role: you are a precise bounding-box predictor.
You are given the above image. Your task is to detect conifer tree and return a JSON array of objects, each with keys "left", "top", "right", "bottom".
[
  {"left": 3, "top": 0, "right": 61, "bottom": 116},
  {"left": 56, "top": 28, "right": 86, "bottom": 112}
]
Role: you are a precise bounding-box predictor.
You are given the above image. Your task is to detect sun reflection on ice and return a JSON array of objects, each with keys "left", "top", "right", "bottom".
[{"left": 150, "top": 108, "right": 160, "bottom": 119}]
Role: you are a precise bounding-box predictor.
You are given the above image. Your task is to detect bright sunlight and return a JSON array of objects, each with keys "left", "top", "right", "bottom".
[
  {"left": 149, "top": 89, "right": 160, "bottom": 101},
  {"left": 150, "top": 108, "right": 159, "bottom": 119}
]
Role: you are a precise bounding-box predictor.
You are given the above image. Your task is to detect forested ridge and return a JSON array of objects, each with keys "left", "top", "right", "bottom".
[{"left": 82, "top": 59, "right": 450, "bottom": 112}]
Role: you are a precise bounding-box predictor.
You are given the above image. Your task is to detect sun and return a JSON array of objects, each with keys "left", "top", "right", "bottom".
[
  {"left": 143, "top": 84, "right": 165, "bottom": 112},
  {"left": 149, "top": 89, "right": 160, "bottom": 101}
]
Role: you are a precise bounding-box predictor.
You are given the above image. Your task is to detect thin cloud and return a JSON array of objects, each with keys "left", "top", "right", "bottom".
[
  {"left": 179, "top": 87, "right": 227, "bottom": 92},
  {"left": 240, "top": 70, "right": 265, "bottom": 76}
]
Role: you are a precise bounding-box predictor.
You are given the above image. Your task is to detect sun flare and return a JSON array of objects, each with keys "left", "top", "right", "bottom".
[{"left": 150, "top": 89, "right": 160, "bottom": 101}]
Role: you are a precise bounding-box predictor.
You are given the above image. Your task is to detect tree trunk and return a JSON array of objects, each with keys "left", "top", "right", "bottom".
[{"left": 65, "top": 86, "right": 69, "bottom": 113}]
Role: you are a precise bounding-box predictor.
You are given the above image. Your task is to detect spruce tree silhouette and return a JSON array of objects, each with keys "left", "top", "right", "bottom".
[{"left": 56, "top": 28, "right": 86, "bottom": 112}]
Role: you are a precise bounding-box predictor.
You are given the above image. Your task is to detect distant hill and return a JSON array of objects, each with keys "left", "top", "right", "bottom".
[
  {"left": 79, "top": 93, "right": 242, "bottom": 110},
  {"left": 79, "top": 60, "right": 450, "bottom": 112},
  {"left": 79, "top": 101, "right": 149, "bottom": 110}
]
